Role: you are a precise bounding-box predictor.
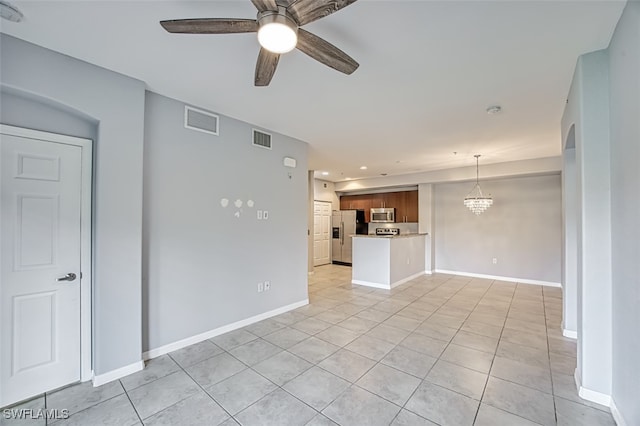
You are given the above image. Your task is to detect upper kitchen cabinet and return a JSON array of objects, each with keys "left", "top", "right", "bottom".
[
  {"left": 396, "top": 190, "right": 419, "bottom": 223},
  {"left": 339, "top": 190, "right": 418, "bottom": 223},
  {"left": 340, "top": 194, "right": 372, "bottom": 222}
]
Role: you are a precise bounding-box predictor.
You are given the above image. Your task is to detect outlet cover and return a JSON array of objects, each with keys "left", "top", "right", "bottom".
[
  {"left": 263, "top": 210, "right": 269, "bottom": 220},
  {"left": 492, "top": 258, "right": 498, "bottom": 264},
  {"left": 257, "top": 282, "right": 264, "bottom": 292},
  {"left": 264, "top": 281, "right": 271, "bottom": 291}
]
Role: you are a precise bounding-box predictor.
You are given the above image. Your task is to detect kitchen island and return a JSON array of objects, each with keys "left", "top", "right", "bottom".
[{"left": 351, "top": 233, "right": 427, "bottom": 289}]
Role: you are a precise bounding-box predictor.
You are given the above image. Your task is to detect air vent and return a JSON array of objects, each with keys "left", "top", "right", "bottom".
[
  {"left": 252, "top": 129, "right": 272, "bottom": 150},
  {"left": 184, "top": 106, "right": 219, "bottom": 136}
]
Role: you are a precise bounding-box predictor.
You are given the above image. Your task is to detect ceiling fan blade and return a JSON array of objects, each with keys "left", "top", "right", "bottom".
[
  {"left": 296, "top": 29, "right": 359, "bottom": 75},
  {"left": 160, "top": 18, "right": 258, "bottom": 34},
  {"left": 287, "top": 0, "right": 358, "bottom": 26},
  {"left": 251, "top": 0, "right": 278, "bottom": 12},
  {"left": 255, "top": 48, "right": 280, "bottom": 86}
]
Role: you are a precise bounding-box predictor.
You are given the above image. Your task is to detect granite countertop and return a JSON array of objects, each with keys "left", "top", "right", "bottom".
[{"left": 351, "top": 233, "right": 428, "bottom": 239}]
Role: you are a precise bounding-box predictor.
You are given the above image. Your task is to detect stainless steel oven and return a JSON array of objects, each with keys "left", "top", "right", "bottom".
[{"left": 370, "top": 208, "right": 395, "bottom": 223}]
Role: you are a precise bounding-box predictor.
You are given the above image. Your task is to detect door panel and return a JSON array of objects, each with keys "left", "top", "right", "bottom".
[
  {"left": 1, "top": 134, "right": 82, "bottom": 406},
  {"left": 313, "top": 202, "right": 332, "bottom": 266}
]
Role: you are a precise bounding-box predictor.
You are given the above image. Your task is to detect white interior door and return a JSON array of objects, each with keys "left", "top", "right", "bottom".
[
  {"left": 313, "top": 201, "right": 331, "bottom": 266},
  {"left": 1, "top": 131, "right": 84, "bottom": 406}
]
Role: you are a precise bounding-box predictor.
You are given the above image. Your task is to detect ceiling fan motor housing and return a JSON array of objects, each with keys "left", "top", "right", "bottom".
[{"left": 257, "top": 7, "right": 299, "bottom": 53}]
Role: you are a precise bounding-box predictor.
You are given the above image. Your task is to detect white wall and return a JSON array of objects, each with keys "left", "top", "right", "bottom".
[
  {"left": 1, "top": 34, "right": 145, "bottom": 376},
  {"left": 607, "top": 1, "right": 640, "bottom": 423},
  {"left": 143, "top": 92, "right": 309, "bottom": 352},
  {"left": 435, "top": 175, "right": 562, "bottom": 284}
]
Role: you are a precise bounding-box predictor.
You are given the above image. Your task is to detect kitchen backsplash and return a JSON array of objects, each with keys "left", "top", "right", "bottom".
[{"left": 368, "top": 222, "right": 419, "bottom": 235}]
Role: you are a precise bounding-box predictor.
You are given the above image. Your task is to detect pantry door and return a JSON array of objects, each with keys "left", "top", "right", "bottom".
[{"left": 1, "top": 125, "right": 91, "bottom": 406}]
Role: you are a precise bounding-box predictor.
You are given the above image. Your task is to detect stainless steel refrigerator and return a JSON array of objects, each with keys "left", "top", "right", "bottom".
[{"left": 332, "top": 210, "right": 367, "bottom": 265}]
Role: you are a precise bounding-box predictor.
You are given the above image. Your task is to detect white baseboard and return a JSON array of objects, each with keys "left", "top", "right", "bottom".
[
  {"left": 424, "top": 270, "right": 433, "bottom": 275},
  {"left": 143, "top": 299, "right": 309, "bottom": 361},
  {"left": 352, "top": 279, "right": 391, "bottom": 290},
  {"left": 434, "top": 269, "right": 561, "bottom": 287},
  {"left": 610, "top": 398, "right": 628, "bottom": 426},
  {"left": 574, "top": 368, "right": 611, "bottom": 407},
  {"left": 93, "top": 360, "right": 144, "bottom": 387},
  {"left": 563, "top": 328, "right": 578, "bottom": 339},
  {"left": 391, "top": 271, "right": 426, "bottom": 288},
  {"left": 352, "top": 271, "right": 425, "bottom": 290}
]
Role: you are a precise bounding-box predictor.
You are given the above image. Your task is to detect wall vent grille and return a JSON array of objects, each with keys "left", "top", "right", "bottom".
[
  {"left": 184, "top": 106, "right": 219, "bottom": 136},
  {"left": 252, "top": 129, "right": 272, "bottom": 149}
]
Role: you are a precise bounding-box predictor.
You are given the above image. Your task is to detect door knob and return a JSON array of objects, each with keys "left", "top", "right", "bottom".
[{"left": 57, "top": 273, "right": 77, "bottom": 282}]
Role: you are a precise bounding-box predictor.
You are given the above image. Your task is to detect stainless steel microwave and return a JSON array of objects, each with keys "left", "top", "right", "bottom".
[{"left": 370, "top": 208, "right": 395, "bottom": 223}]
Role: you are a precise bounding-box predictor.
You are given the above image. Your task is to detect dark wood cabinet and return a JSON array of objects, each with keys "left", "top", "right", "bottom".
[{"left": 339, "top": 190, "right": 418, "bottom": 223}]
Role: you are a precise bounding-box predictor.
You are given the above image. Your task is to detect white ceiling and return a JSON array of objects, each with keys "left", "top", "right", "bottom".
[{"left": 1, "top": 0, "right": 626, "bottom": 182}]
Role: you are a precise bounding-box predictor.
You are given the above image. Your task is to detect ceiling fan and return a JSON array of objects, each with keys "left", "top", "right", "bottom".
[{"left": 160, "top": 0, "right": 360, "bottom": 86}]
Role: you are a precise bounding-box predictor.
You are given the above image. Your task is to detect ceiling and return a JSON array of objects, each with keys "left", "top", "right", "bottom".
[{"left": 1, "top": 0, "right": 626, "bottom": 182}]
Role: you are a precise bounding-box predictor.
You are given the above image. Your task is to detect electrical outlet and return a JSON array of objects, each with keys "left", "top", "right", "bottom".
[
  {"left": 492, "top": 258, "right": 498, "bottom": 264},
  {"left": 257, "top": 210, "right": 263, "bottom": 220},
  {"left": 263, "top": 210, "right": 269, "bottom": 220},
  {"left": 264, "top": 281, "right": 271, "bottom": 291},
  {"left": 257, "top": 282, "right": 264, "bottom": 292},
  {"left": 406, "top": 258, "right": 410, "bottom": 265}
]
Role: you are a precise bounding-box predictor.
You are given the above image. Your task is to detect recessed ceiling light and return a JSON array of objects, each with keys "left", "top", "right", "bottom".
[
  {"left": 0, "top": 1, "right": 23, "bottom": 22},
  {"left": 486, "top": 105, "right": 502, "bottom": 115},
  {"left": 321, "top": 171, "right": 329, "bottom": 176},
  {"left": 360, "top": 166, "right": 367, "bottom": 170}
]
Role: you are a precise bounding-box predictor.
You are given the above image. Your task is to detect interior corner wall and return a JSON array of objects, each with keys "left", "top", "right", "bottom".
[
  {"left": 0, "top": 34, "right": 145, "bottom": 376},
  {"left": 607, "top": 1, "right": 640, "bottom": 423},
  {"left": 561, "top": 146, "right": 578, "bottom": 337},
  {"left": 143, "top": 92, "right": 309, "bottom": 352},
  {"left": 434, "top": 175, "right": 561, "bottom": 284},
  {"left": 418, "top": 183, "right": 435, "bottom": 272},
  {"left": 314, "top": 179, "right": 339, "bottom": 210}
]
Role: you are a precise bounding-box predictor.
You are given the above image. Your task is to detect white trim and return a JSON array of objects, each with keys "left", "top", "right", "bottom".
[
  {"left": 424, "top": 270, "right": 433, "bottom": 275},
  {"left": 574, "top": 368, "right": 611, "bottom": 407},
  {"left": 352, "top": 280, "right": 391, "bottom": 290},
  {"left": 610, "top": 398, "right": 628, "bottom": 426},
  {"left": 143, "top": 299, "right": 309, "bottom": 361},
  {"left": 434, "top": 269, "right": 561, "bottom": 287},
  {"left": 352, "top": 271, "right": 426, "bottom": 290},
  {"left": 563, "top": 329, "right": 578, "bottom": 339},
  {"left": 92, "top": 361, "right": 144, "bottom": 387},
  {"left": 0, "top": 125, "right": 93, "bottom": 383}
]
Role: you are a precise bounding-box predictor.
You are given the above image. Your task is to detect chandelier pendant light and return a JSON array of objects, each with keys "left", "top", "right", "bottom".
[{"left": 464, "top": 154, "right": 493, "bottom": 215}]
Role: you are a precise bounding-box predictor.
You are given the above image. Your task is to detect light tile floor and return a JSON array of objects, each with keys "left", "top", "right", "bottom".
[{"left": 2, "top": 265, "right": 616, "bottom": 425}]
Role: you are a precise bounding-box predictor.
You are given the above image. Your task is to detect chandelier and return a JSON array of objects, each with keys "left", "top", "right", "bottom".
[{"left": 464, "top": 154, "right": 493, "bottom": 215}]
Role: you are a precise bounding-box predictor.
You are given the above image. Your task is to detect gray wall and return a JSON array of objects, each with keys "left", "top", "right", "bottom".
[
  {"left": 0, "top": 35, "right": 145, "bottom": 375},
  {"left": 143, "top": 92, "right": 309, "bottom": 351},
  {"left": 562, "top": 50, "right": 613, "bottom": 401},
  {"left": 608, "top": 1, "right": 640, "bottom": 423},
  {"left": 314, "top": 179, "right": 339, "bottom": 210},
  {"left": 435, "top": 175, "right": 562, "bottom": 284}
]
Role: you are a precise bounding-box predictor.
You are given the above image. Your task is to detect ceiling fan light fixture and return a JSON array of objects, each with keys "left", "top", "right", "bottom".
[{"left": 257, "top": 10, "right": 298, "bottom": 54}]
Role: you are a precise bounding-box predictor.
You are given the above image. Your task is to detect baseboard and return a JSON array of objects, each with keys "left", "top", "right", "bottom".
[
  {"left": 434, "top": 269, "right": 561, "bottom": 287},
  {"left": 391, "top": 271, "right": 426, "bottom": 288},
  {"left": 610, "top": 398, "right": 628, "bottom": 426},
  {"left": 352, "top": 279, "right": 391, "bottom": 290},
  {"left": 352, "top": 271, "right": 426, "bottom": 290},
  {"left": 424, "top": 270, "right": 433, "bottom": 275},
  {"left": 143, "top": 299, "right": 309, "bottom": 361},
  {"left": 93, "top": 360, "right": 144, "bottom": 387},
  {"left": 574, "top": 368, "right": 611, "bottom": 407},
  {"left": 563, "top": 328, "right": 578, "bottom": 339}
]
